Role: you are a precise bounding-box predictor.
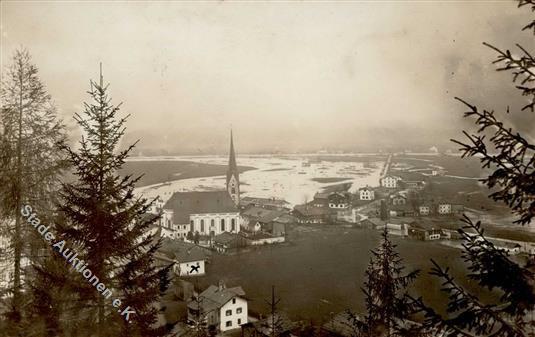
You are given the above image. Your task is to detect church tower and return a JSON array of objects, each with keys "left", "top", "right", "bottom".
[{"left": 226, "top": 129, "right": 240, "bottom": 205}]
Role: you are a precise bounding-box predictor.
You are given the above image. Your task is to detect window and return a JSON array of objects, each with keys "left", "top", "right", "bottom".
[
  {"left": 221, "top": 219, "right": 225, "bottom": 232},
  {"left": 231, "top": 187, "right": 236, "bottom": 194},
  {"left": 236, "top": 307, "right": 242, "bottom": 314},
  {"left": 231, "top": 218, "right": 236, "bottom": 231},
  {"left": 225, "top": 309, "right": 232, "bottom": 316},
  {"left": 232, "top": 298, "right": 236, "bottom": 304},
  {"left": 226, "top": 321, "right": 232, "bottom": 327},
  {"left": 200, "top": 219, "right": 204, "bottom": 232},
  {"left": 238, "top": 319, "right": 242, "bottom": 325},
  {"left": 211, "top": 219, "right": 215, "bottom": 227}
]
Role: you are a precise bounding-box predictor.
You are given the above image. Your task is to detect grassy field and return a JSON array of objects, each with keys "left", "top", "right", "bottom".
[
  {"left": 395, "top": 154, "right": 488, "bottom": 177},
  {"left": 121, "top": 160, "right": 255, "bottom": 187},
  {"left": 390, "top": 155, "right": 510, "bottom": 214},
  {"left": 193, "top": 225, "right": 480, "bottom": 324}
]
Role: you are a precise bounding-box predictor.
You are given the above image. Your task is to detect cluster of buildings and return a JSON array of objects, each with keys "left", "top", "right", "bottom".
[
  {"left": 146, "top": 132, "right": 293, "bottom": 334},
  {"left": 146, "top": 131, "right": 290, "bottom": 254},
  {"left": 293, "top": 191, "right": 358, "bottom": 224}
]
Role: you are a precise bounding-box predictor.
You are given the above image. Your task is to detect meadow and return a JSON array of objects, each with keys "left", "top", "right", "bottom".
[
  {"left": 194, "top": 225, "right": 479, "bottom": 324},
  {"left": 121, "top": 160, "right": 254, "bottom": 187}
]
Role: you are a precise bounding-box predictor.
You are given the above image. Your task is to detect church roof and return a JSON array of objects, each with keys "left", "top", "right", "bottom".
[
  {"left": 163, "top": 191, "right": 239, "bottom": 224},
  {"left": 226, "top": 130, "right": 239, "bottom": 185}
]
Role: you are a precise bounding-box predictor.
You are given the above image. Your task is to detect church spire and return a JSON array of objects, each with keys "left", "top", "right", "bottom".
[{"left": 226, "top": 129, "right": 240, "bottom": 205}]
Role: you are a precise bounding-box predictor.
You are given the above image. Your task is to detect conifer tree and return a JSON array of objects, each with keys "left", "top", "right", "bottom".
[
  {"left": 410, "top": 1, "right": 535, "bottom": 336},
  {"left": 348, "top": 228, "right": 419, "bottom": 337},
  {"left": 0, "top": 48, "right": 68, "bottom": 336},
  {"left": 38, "top": 66, "right": 171, "bottom": 337},
  {"left": 191, "top": 293, "right": 208, "bottom": 337}
]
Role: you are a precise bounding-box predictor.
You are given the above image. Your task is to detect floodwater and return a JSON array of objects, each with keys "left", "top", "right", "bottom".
[{"left": 134, "top": 155, "right": 385, "bottom": 205}]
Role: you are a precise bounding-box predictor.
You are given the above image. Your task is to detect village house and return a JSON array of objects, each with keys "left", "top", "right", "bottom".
[
  {"left": 408, "top": 227, "right": 442, "bottom": 241},
  {"left": 212, "top": 232, "right": 247, "bottom": 253},
  {"left": 402, "top": 180, "right": 426, "bottom": 190},
  {"left": 155, "top": 239, "right": 210, "bottom": 277},
  {"left": 260, "top": 221, "right": 287, "bottom": 237},
  {"left": 163, "top": 191, "right": 240, "bottom": 238},
  {"left": 419, "top": 204, "right": 432, "bottom": 216},
  {"left": 328, "top": 192, "right": 350, "bottom": 209},
  {"left": 239, "top": 206, "right": 288, "bottom": 244},
  {"left": 357, "top": 217, "right": 385, "bottom": 230},
  {"left": 241, "top": 207, "right": 286, "bottom": 231},
  {"left": 389, "top": 204, "right": 417, "bottom": 217},
  {"left": 293, "top": 204, "right": 331, "bottom": 224},
  {"left": 358, "top": 186, "right": 375, "bottom": 201},
  {"left": 390, "top": 193, "right": 407, "bottom": 206},
  {"left": 380, "top": 175, "right": 401, "bottom": 188},
  {"left": 142, "top": 206, "right": 184, "bottom": 240},
  {"left": 240, "top": 196, "right": 291, "bottom": 211},
  {"left": 187, "top": 282, "right": 248, "bottom": 332},
  {"left": 312, "top": 192, "right": 330, "bottom": 207},
  {"left": 437, "top": 202, "right": 452, "bottom": 215},
  {"left": 148, "top": 196, "right": 165, "bottom": 216}
]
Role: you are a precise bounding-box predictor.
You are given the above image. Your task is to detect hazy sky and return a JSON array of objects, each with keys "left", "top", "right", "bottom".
[{"left": 1, "top": 1, "right": 533, "bottom": 154}]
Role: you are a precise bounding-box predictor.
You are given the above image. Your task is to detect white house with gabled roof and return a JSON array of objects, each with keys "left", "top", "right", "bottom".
[
  {"left": 380, "top": 175, "right": 401, "bottom": 188},
  {"left": 187, "top": 282, "right": 248, "bottom": 331}
]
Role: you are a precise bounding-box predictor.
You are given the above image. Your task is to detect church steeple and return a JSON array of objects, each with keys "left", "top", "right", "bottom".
[{"left": 226, "top": 129, "right": 240, "bottom": 205}]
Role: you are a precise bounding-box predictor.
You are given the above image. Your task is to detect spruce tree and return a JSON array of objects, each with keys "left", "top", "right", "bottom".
[
  {"left": 410, "top": 1, "right": 535, "bottom": 336},
  {"left": 39, "top": 66, "right": 171, "bottom": 337},
  {"left": 349, "top": 228, "right": 419, "bottom": 337},
  {"left": 0, "top": 48, "right": 68, "bottom": 336}
]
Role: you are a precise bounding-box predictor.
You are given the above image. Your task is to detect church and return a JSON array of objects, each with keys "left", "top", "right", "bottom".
[{"left": 161, "top": 130, "right": 241, "bottom": 239}]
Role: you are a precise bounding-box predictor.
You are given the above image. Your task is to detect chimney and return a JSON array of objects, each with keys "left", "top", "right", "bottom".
[{"left": 218, "top": 280, "right": 226, "bottom": 291}]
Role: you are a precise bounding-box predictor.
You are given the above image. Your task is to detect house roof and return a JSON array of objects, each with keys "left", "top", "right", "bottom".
[
  {"left": 359, "top": 186, "right": 373, "bottom": 191},
  {"left": 322, "top": 311, "right": 360, "bottom": 337},
  {"left": 249, "top": 313, "right": 296, "bottom": 335},
  {"left": 242, "top": 207, "right": 285, "bottom": 223},
  {"left": 241, "top": 196, "right": 290, "bottom": 207},
  {"left": 163, "top": 191, "right": 238, "bottom": 224},
  {"left": 294, "top": 205, "right": 331, "bottom": 217},
  {"left": 159, "top": 239, "right": 210, "bottom": 263},
  {"left": 313, "top": 192, "right": 330, "bottom": 200},
  {"left": 328, "top": 193, "right": 349, "bottom": 203},
  {"left": 359, "top": 217, "right": 385, "bottom": 228},
  {"left": 273, "top": 213, "right": 297, "bottom": 224},
  {"left": 188, "top": 285, "right": 245, "bottom": 313}
]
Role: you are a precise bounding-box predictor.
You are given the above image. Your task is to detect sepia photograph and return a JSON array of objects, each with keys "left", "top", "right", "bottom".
[{"left": 0, "top": 1, "right": 534, "bottom": 337}]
